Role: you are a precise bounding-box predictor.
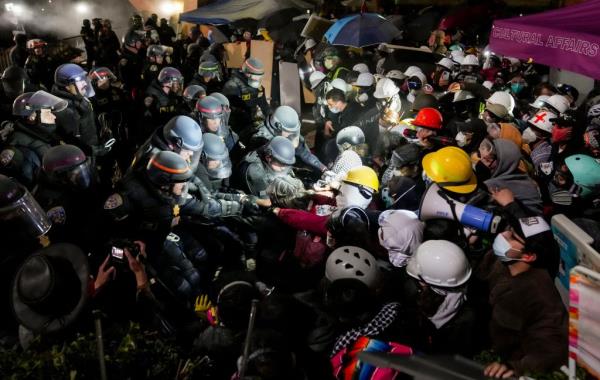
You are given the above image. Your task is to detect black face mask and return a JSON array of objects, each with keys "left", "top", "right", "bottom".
[{"left": 416, "top": 285, "right": 445, "bottom": 317}]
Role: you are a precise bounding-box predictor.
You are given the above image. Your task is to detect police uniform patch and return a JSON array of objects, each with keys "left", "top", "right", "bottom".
[
  {"left": 104, "top": 193, "right": 124, "bottom": 209},
  {"left": 0, "top": 149, "right": 15, "bottom": 166},
  {"left": 119, "top": 58, "right": 128, "bottom": 66},
  {"left": 144, "top": 97, "right": 154, "bottom": 107},
  {"left": 47, "top": 206, "right": 67, "bottom": 225},
  {"left": 150, "top": 64, "right": 158, "bottom": 72}
]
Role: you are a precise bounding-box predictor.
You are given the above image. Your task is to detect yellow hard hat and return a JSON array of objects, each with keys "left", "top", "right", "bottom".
[
  {"left": 343, "top": 166, "right": 379, "bottom": 193},
  {"left": 422, "top": 147, "right": 477, "bottom": 194}
]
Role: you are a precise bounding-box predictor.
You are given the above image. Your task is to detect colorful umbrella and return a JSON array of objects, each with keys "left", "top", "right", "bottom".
[{"left": 324, "top": 13, "right": 402, "bottom": 48}]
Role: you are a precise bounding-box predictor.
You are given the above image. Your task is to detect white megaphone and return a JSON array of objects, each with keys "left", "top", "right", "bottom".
[{"left": 419, "top": 183, "right": 502, "bottom": 233}]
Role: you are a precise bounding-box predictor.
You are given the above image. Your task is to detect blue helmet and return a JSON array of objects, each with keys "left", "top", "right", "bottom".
[
  {"left": 163, "top": 115, "right": 204, "bottom": 152},
  {"left": 54, "top": 64, "right": 94, "bottom": 97}
]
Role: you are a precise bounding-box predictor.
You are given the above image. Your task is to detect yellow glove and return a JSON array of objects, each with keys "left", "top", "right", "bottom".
[{"left": 194, "top": 294, "right": 212, "bottom": 316}]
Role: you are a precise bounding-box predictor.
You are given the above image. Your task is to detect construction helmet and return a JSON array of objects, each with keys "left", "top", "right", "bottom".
[
  {"left": 461, "top": 54, "right": 479, "bottom": 67},
  {"left": 331, "top": 78, "right": 350, "bottom": 93},
  {"left": 343, "top": 166, "right": 379, "bottom": 193},
  {"left": 146, "top": 151, "right": 192, "bottom": 186},
  {"left": 353, "top": 73, "right": 374, "bottom": 87},
  {"left": 542, "top": 94, "right": 570, "bottom": 114},
  {"left": 326, "top": 246, "right": 381, "bottom": 290},
  {"left": 422, "top": 146, "right": 477, "bottom": 194},
  {"left": 406, "top": 240, "right": 471, "bottom": 287},
  {"left": 373, "top": 78, "right": 399, "bottom": 99},
  {"left": 436, "top": 57, "right": 454, "bottom": 71},
  {"left": 352, "top": 63, "right": 370, "bottom": 74},
  {"left": 529, "top": 95, "right": 550, "bottom": 110},
  {"left": 404, "top": 66, "right": 423, "bottom": 78},
  {"left": 385, "top": 70, "right": 406, "bottom": 81},
  {"left": 527, "top": 110, "right": 557, "bottom": 133},
  {"left": 309, "top": 71, "right": 327, "bottom": 90},
  {"left": 412, "top": 93, "right": 439, "bottom": 112},
  {"left": 487, "top": 91, "right": 515, "bottom": 115},
  {"left": 565, "top": 154, "right": 600, "bottom": 198},
  {"left": 412, "top": 107, "right": 443, "bottom": 130}
]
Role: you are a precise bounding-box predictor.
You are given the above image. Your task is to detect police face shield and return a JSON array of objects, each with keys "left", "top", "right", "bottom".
[
  {"left": 246, "top": 73, "right": 263, "bottom": 89},
  {"left": 2, "top": 77, "right": 25, "bottom": 99},
  {"left": 27, "top": 91, "right": 68, "bottom": 114},
  {"left": 54, "top": 159, "right": 94, "bottom": 189},
  {"left": 205, "top": 156, "right": 232, "bottom": 179},
  {"left": 202, "top": 114, "right": 223, "bottom": 133},
  {"left": 74, "top": 76, "right": 95, "bottom": 98},
  {"left": 0, "top": 181, "right": 51, "bottom": 239},
  {"left": 169, "top": 77, "right": 184, "bottom": 95},
  {"left": 281, "top": 130, "right": 300, "bottom": 148}
]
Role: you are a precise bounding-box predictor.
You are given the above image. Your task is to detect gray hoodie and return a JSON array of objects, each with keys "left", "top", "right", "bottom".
[{"left": 484, "top": 138, "right": 543, "bottom": 214}]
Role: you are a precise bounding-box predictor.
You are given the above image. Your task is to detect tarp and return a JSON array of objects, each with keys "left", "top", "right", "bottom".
[
  {"left": 489, "top": 0, "right": 600, "bottom": 79},
  {"left": 179, "top": 0, "right": 312, "bottom": 25}
]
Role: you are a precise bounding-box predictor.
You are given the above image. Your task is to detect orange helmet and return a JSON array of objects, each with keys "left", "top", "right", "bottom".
[{"left": 412, "top": 107, "right": 443, "bottom": 130}]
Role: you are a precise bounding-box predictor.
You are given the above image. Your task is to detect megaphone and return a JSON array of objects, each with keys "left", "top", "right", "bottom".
[{"left": 419, "top": 183, "right": 502, "bottom": 233}]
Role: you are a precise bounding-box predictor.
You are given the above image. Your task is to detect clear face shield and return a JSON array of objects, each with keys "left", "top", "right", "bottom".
[
  {"left": 204, "top": 156, "right": 233, "bottom": 179},
  {"left": 54, "top": 159, "right": 94, "bottom": 189},
  {"left": 246, "top": 73, "right": 263, "bottom": 89},
  {"left": 0, "top": 185, "right": 51, "bottom": 239},
  {"left": 281, "top": 130, "right": 300, "bottom": 148},
  {"left": 73, "top": 76, "right": 95, "bottom": 98},
  {"left": 168, "top": 77, "right": 184, "bottom": 95},
  {"left": 202, "top": 114, "right": 223, "bottom": 133}
]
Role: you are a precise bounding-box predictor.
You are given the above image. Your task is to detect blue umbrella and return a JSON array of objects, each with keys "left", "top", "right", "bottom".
[{"left": 324, "top": 13, "right": 402, "bottom": 48}]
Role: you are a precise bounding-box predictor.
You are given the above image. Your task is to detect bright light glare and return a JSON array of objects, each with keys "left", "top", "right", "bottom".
[
  {"left": 160, "top": 1, "right": 183, "bottom": 15},
  {"left": 75, "top": 2, "right": 89, "bottom": 14},
  {"left": 5, "top": 3, "right": 14, "bottom": 11}
]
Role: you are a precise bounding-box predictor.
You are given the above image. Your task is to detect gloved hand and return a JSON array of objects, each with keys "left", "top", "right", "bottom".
[
  {"left": 195, "top": 294, "right": 212, "bottom": 317},
  {"left": 92, "top": 144, "right": 111, "bottom": 157},
  {"left": 242, "top": 198, "right": 261, "bottom": 216}
]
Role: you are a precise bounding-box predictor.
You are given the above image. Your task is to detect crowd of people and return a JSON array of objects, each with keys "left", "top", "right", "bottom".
[{"left": 1, "top": 6, "right": 599, "bottom": 380}]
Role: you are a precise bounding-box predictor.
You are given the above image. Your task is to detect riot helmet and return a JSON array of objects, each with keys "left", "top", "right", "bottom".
[
  {"left": 195, "top": 95, "right": 224, "bottom": 133},
  {"left": 146, "top": 151, "right": 193, "bottom": 187},
  {"left": 209, "top": 92, "right": 231, "bottom": 126},
  {"left": 88, "top": 67, "right": 117, "bottom": 90},
  {"left": 269, "top": 106, "right": 300, "bottom": 147},
  {"left": 42, "top": 145, "right": 94, "bottom": 189},
  {"left": 157, "top": 67, "right": 183, "bottom": 94},
  {"left": 264, "top": 136, "right": 296, "bottom": 172},
  {"left": 201, "top": 133, "right": 232, "bottom": 179},
  {"left": 54, "top": 63, "right": 95, "bottom": 98},
  {"left": 183, "top": 85, "right": 207, "bottom": 110}
]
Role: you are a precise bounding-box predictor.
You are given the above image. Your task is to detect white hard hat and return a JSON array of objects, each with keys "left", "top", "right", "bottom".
[
  {"left": 331, "top": 78, "right": 350, "bottom": 93},
  {"left": 461, "top": 54, "right": 479, "bottom": 66},
  {"left": 309, "top": 71, "right": 326, "bottom": 90},
  {"left": 304, "top": 38, "right": 317, "bottom": 51},
  {"left": 326, "top": 245, "right": 381, "bottom": 289},
  {"left": 487, "top": 91, "right": 515, "bottom": 115},
  {"left": 482, "top": 80, "right": 493, "bottom": 90},
  {"left": 528, "top": 110, "right": 557, "bottom": 133},
  {"left": 353, "top": 72, "right": 375, "bottom": 87},
  {"left": 406, "top": 240, "right": 471, "bottom": 287},
  {"left": 373, "top": 78, "right": 399, "bottom": 99},
  {"left": 436, "top": 57, "right": 454, "bottom": 71},
  {"left": 529, "top": 95, "right": 550, "bottom": 110},
  {"left": 410, "top": 70, "right": 427, "bottom": 86},
  {"left": 542, "top": 94, "right": 570, "bottom": 114},
  {"left": 404, "top": 66, "right": 423, "bottom": 78},
  {"left": 385, "top": 69, "right": 406, "bottom": 80},
  {"left": 450, "top": 50, "right": 464, "bottom": 65},
  {"left": 352, "top": 63, "right": 370, "bottom": 74}
]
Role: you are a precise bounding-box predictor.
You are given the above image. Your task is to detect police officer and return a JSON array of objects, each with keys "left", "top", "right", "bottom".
[
  {"left": 24, "top": 39, "right": 55, "bottom": 90},
  {"left": 182, "top": 84, "right": 206, "bottom": 114},
  {"left": 208, "top": 92, "right": 241, "bottom": 153},
  {"left": 222, "top": 57, "right": 270, "bottom": 133},
  {"left": 143, "top": 66, "right": 184, "bottom": 137},
  {"left": 142, "top": 44, "right": 171, "bottom": 89},
  {"left": 238, "top": 136, "right": 297, "bottom": 199},
  {"left": 118, "top": 30, "right": 145, "bottom": 94},
  {"left": 0, "top": 65, "right": 39, "bottom": 119},
  {"left": 104, "top": 151, "right": 202, "bottom": 301},
  {"left": 52, "top": 64, "right": 109, "bottom": 158},
  {"left": 34, "top": 144, "right": 99, "bottom": 251},
  {"left": 194, "top": 96, "right": 239, "bottom": 153},
  {"left": 81, "top": 19, "right": 96, "bottom": 69},
  {"left": 250, "top": 105, "right": 326, "bottom": 173},
  {"left": 189, "top": 60, "right": 223, "bottom": 95},
  {"left": 0, "top": 91, "right": 67, "bottom": 187}
]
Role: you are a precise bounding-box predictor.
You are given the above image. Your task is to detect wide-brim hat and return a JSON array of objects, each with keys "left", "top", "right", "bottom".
[{"left": 12, "top": 243, "right": 90, "bottom": 333}]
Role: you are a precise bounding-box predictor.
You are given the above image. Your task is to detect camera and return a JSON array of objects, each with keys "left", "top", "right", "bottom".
[{"left": 108, "top": 239, "right": 140, "bottom": 268}]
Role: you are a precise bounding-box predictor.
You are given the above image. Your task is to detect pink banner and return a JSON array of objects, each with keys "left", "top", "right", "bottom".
[{"left": 489, "top": 0, "right": 600, "bottom": 79}]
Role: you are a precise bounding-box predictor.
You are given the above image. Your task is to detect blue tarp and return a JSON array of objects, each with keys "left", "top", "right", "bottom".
[{"left": 179, "top": 0, "right": 311, "bottom": 25}]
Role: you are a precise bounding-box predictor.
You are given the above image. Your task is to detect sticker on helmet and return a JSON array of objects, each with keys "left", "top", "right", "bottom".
[
  {"left": 104, "top": 193, "right": 124, "bottom": 209},
  {"left": 47, "top": 206, "right": 67, "bottom": 225}
]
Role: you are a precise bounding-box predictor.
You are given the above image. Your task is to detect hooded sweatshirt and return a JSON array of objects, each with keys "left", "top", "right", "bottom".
[
  {"left": 378, "top": 210, "right": 424, "bottom": 267},
  {"left": 484, "top": 139, "right": 543, "bottom": 214}
]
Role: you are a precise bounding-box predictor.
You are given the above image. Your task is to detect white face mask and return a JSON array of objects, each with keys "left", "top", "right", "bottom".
[
  {"left": 328, "top": 105, "right": 341, "bottom": 114},
  {"left": 492, "top": 233, "right": 524, "bottom": 262},
  {"left": 455, "top": 131, "right": 467, "bottom": 147},
  {"left": 357, "top": 93, "right": 369, "bottom": 103},
  {"left": 522, "top": 127, "right": 538, "bottom": 144}
]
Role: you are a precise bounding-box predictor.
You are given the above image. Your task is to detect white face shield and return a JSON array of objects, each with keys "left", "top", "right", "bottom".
[{"left": 335, "top": 182, "right": 372, "bottom": 209}]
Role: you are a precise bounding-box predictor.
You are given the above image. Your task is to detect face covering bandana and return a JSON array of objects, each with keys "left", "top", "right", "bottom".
[
  {"left": 511, "top": 83, "right": 524, "bottom": 94},
  {"left": 357, "top": 93, "right": 369, "bottom": 103},
  {"left": 492, "top": 233, "right": 524, "bottom": 262},
  {"left": 455, "top": 131, "right": 468, "bottom": 147},
  {"left": 427, "top": 287, "right": 467, "bottom": 329},
  {"left": 522, "top": 127, "right": 537, "bottom": 144},
  {"left": 552, "top": 126, "right": 572, "bottom": 143}
]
